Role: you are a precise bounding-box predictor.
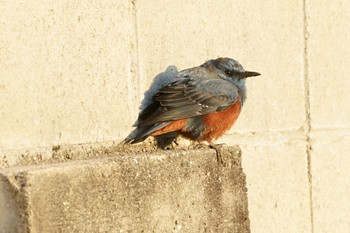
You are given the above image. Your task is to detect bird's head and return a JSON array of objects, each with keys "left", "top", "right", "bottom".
[{"left": 212, "top": 57, "right": 260, "bottom": 84}]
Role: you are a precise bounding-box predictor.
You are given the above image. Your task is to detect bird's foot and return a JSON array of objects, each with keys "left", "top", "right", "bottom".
[
  {"left": 189, "top": 141, "right": 209, "bottom": 150},
  {"left": 209, "top": 143, "right": 227, "bottom": 164}
]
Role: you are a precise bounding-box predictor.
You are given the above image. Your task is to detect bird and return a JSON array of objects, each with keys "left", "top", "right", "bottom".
[{"left": 124, "top": 57, "right": 260, "bottom": 147}]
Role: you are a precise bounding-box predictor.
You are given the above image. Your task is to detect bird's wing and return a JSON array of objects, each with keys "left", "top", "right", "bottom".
[{"left": 137, "top": 75, "right": 240, "bottom": 126}]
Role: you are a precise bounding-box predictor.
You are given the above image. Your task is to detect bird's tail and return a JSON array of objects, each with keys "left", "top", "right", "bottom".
[{"left": 123, "top": 122, "right": 171, "bottom": 144}]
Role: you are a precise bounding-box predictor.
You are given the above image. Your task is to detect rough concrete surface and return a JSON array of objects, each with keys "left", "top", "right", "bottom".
[
  {"left": 310, "top": 131, "right": 350, "bottom": 233},
  {"left": 0, "top": 0, "right": 138, "bottom": 150},
  {"left": 0, "top": 145, "right": 249, "bottom": 233},
  {"left": 307, "top": 0, "right": 350, "bottom": 129}
]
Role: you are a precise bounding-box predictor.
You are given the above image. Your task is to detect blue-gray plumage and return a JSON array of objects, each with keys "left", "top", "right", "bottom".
[{"left": 124, "top": 57, "right": 260, "bottom": 144}]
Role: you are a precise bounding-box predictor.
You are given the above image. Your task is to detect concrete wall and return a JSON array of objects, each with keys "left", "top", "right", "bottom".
[
  {"left": 1, "top": 0, "right": 349, "bottom": 232},
  {"left": 0, "top": 146, "right": 250, "bottom": 232}
]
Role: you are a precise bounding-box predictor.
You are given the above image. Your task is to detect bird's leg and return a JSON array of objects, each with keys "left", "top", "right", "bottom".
[
  {"left": 209, "top": 143, "right": 226, "bottom": 164},
  {"left": 155, "top": 132, "right": 180, "bottom": 149}
]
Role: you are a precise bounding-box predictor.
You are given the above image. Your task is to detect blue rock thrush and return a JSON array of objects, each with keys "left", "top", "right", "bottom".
[{"left": 124, "top": 57, "right": 260, "bottom": 145}]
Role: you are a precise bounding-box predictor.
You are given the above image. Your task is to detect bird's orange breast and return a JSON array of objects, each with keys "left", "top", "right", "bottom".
[
  {"left": 200, "top": 99, "right": 242, "bottom": 142},
  {"left": 151, "top": 99, "right": 242, "bottom": 142},
  {"left": 151, "top": 119, "right": 187, "bottom": 136}
]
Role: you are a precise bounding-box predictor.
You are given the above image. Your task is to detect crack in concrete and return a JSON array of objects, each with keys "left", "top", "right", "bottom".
[
  {"left": 125, "top": 0, "right": 141, "bottom": 118},
  {"left": 303, "top": 0, "right": 314, "bottom": 232}
]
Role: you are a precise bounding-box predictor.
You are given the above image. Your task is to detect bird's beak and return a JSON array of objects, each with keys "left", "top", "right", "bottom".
[{"left": 241, "top": 71, "right": 261, "bottom": 78}]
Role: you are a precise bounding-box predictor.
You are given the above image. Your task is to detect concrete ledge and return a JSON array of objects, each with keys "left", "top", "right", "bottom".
[{"left": 0, "top": 146, "right": 249, "bottom": 232}]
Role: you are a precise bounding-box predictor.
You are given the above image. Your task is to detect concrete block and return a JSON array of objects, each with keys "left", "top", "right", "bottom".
[
  {"left": 0, "top": 146, "right": 250, "bottom": 232},
  {"left": 219, "top": 134, "right": 312, "bottom": 233},
  {"left": 307, "top": 0, "right": 350, "bottom": 128},
  {"left": 136, "top": 0, "right": 306, "bottom": 133},
  {"left": 0, "top": 1, "right": 137, "bottom": 150},
  {"left": 310, "top": 131, "right": 350, "bottom": 233}
]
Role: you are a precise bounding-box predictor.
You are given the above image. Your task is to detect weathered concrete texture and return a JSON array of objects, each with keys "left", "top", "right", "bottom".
[
  {"left": 219, "top": 133, "right": 312, "bottom": 233},
  {"left": 310, "top": 131, "right": 350, "bottom": 233},
  {"left": 0, "top": 146, "right": 250, "bottom": 233},
  {"left": 0, "top": 140, "right": 120, "bottom": 168},
  {"left": 307, "top": 1, "right": 350, "bottom": 232},
  {"left": 0, "top": 0, "right": 138, "bottom": 151},
  {"left": 307, "top": 0, "right": 350, "bottom": 129}
]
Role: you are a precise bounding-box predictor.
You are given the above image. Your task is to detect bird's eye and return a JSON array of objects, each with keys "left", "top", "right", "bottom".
[{"left": 225, "top": 70, "right": 233, "bottom": 76}]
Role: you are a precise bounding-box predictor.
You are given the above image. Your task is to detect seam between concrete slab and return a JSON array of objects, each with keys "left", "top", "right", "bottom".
[
  {"left": 131, "top": 0, "right": 142, "bottom": 103},
  {"left": 228, "top": 128, "right": 307, "bottom": 136},
  {"left": 126, "top": 0, "right": 140, "bottom": 117},
  {"left": 227, "top": 128, "right": 305, "bottom": 136},
  {"left": 310, "top": 127, "right": 350, "bottom": 132},
  {"left": 302, "top": 0, "right": 314, "bottom": 232}
]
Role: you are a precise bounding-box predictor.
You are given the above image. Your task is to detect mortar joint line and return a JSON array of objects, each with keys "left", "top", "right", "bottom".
[
  {"left": 131, "top": 0, "right": 142, "bottom": 105},
  {"left": 303, "top": 0, "right": 314, "bottom": 232}
]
